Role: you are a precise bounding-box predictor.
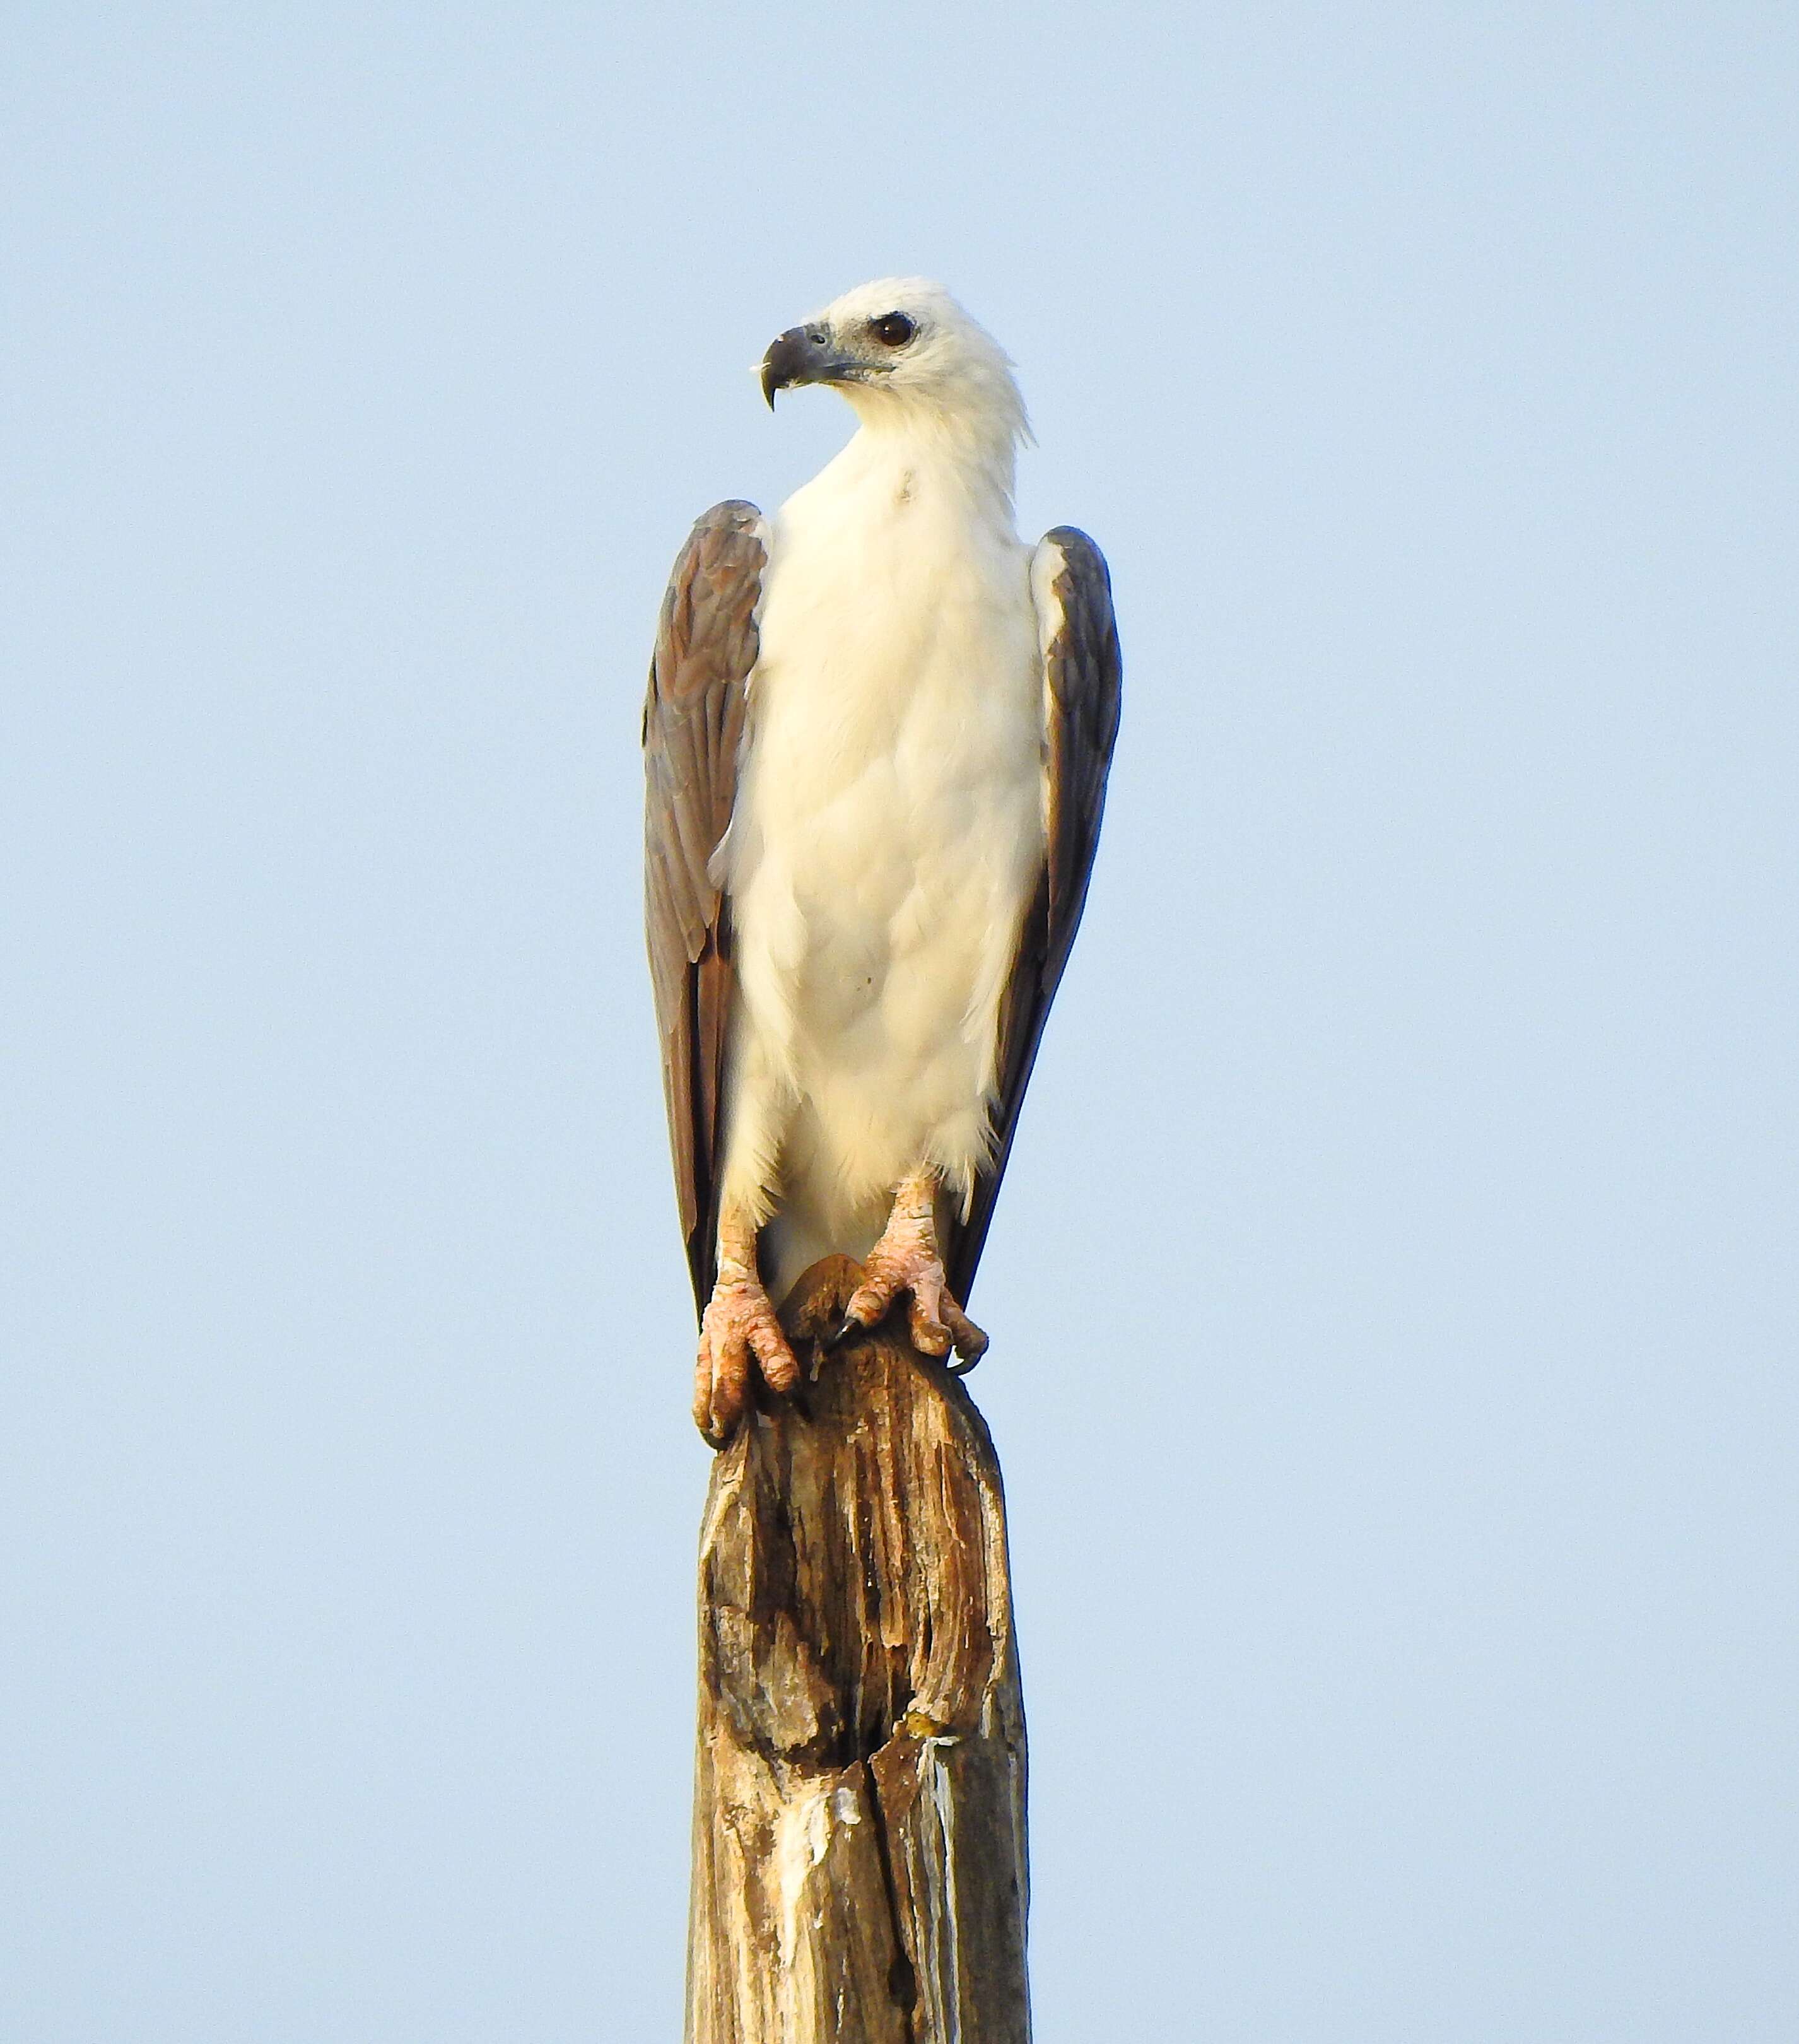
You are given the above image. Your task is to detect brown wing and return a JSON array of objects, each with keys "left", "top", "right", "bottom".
[
  {"left": 946, "top": 526, "right": 1123, "bottom": 1305},
  {"left": 642, "top": 500, "right": 765, "bottom": 1317}
]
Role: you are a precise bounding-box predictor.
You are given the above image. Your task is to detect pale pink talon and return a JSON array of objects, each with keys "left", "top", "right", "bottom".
[
  {"left": 694, "top": 1257, "right": 799, "bottom": 1447},
  {"left": 843, "top": 1169, "right": 988, "bottom": 1368}
]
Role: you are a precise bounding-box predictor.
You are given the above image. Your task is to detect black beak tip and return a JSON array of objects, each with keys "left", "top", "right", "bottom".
[{"left": 760, "top": 327, "right": 828, "bottom": 413}]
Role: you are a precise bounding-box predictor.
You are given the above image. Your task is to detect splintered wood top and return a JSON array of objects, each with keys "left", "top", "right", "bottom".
[{"left": 687, "top": 1254, "right": 1031, "bottom": 2044}]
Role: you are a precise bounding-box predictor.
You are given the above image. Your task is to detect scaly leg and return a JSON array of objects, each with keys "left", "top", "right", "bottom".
[
  {"left": 694, "top": 1206, "right": 800, "bottom": 1447},
  {"left": 838, "top": 1165, "right": 988, "bottom": 1368}
]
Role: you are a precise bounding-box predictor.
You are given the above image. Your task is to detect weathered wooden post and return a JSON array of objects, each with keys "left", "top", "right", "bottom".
[{"left": 684, "top": 1255, "right": 1031, "bottom": 2044}]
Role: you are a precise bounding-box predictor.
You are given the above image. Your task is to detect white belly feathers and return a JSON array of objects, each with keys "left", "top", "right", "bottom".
[{"left": 718, "top": 452, "right": 1045, "bottom": 1288}]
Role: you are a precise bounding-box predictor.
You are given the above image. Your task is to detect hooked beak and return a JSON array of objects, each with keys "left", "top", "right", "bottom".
[{"left": 760, "top": 325, "right": 858, "bottom": 409}]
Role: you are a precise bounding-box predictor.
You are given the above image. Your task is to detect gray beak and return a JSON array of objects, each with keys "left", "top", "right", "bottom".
[{"left": 761, "top": 325, "right": 855, "bottom": 409}]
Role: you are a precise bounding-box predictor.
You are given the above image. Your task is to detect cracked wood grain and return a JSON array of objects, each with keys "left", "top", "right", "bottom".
[{"left": 685, "top": 1255, "right": 1031, "bottom": 2044}]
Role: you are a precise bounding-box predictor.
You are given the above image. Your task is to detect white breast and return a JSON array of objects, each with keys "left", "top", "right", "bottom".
[{"left": 719, "top": 438, "right": 1046, "bottom": 1286}]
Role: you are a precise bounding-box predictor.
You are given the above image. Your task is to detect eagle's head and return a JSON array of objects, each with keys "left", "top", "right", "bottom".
[{"left": 760, "top": 278, "right": 1028, "bottom": 444}]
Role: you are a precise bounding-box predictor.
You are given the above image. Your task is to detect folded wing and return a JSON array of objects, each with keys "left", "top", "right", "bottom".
[
  {"left": 642, "top": 501, "right": 766, "bottom": 1315},
  {"left": 946, "top": 526, "right": 1123, "bottom": 1304}
]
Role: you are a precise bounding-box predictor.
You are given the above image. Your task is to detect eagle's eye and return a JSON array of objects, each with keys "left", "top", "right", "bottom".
[{"left": 870, "top": 312, "right": 915, "bottom": 348}]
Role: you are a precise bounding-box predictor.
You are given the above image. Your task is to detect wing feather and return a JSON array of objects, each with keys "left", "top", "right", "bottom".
[
  {"left": 642, "top": 500, "right": 765, "bottom": 1315},
  {"left": 946, "top": 526, "right": 1122, "bottom": 1303}
]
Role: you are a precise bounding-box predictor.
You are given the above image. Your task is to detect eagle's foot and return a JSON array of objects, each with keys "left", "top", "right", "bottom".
[
  {"left": 695, "top": 1253, "right": 799, "bottom": 1449},
  {"left": 838, "top": 1170, "right": 989, "bottom": 1369}
]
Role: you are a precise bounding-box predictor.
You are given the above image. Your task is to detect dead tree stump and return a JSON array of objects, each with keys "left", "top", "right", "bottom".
[{"left": 685, "top": 1255, "right": 1031, "bottom": 2043}]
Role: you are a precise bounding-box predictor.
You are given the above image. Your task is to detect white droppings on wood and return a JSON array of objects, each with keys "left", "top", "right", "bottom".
[
  {"left": 773, "top": 1779, "right": 839, "bottom": 1972},
  {"left": 929, "top": 1744, "right": 964, "bottom": 2044}
]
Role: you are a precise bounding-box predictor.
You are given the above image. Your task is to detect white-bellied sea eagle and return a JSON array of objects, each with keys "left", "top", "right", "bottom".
[{"left": 643, "top": 279, "right": 1121, "bottom": 1444}]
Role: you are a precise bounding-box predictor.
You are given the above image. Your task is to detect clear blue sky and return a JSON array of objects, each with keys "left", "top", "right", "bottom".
[{"left": 4, "top": 5, "right": 1795, "bottom": 2039}]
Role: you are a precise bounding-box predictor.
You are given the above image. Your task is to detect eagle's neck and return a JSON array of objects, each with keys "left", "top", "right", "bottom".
[{"left": 831, "top": 408, "right": 1021, "bottom": 524}]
